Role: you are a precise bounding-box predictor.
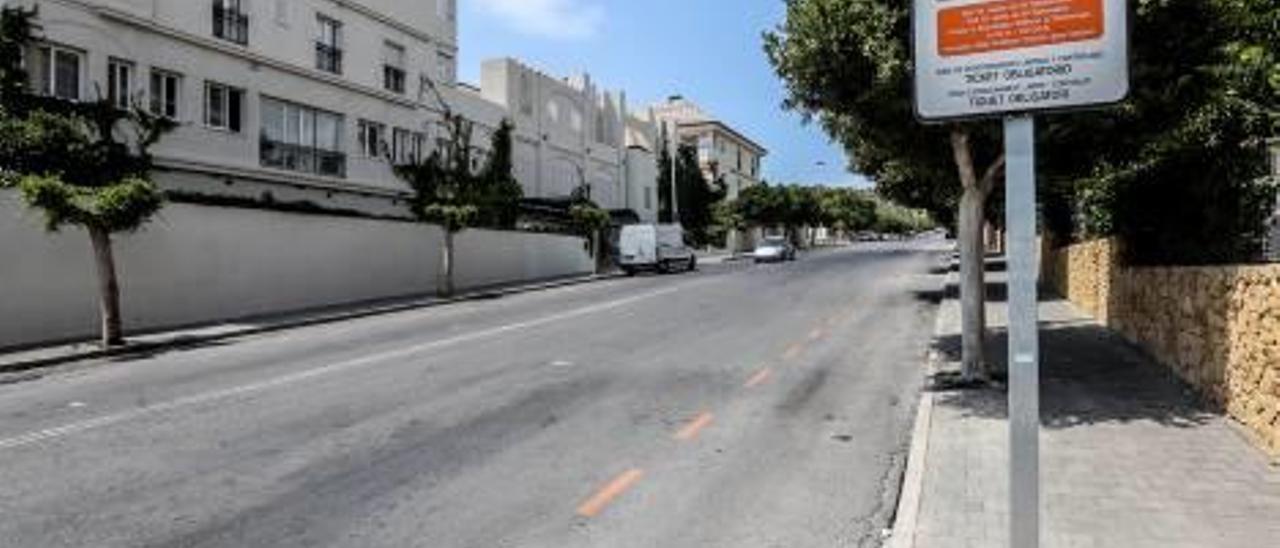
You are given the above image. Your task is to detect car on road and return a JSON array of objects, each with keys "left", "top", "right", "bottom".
[
  {"left": 753, "top": 236, "right": 797, "bottom": 263},
  {"left": 617, "top": 224, "right": 697, "bottom": 275}
]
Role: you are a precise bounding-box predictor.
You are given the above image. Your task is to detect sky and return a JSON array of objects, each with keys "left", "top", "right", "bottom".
[{"left": 457, "top": 0, "right": 872, "bottom": 188}]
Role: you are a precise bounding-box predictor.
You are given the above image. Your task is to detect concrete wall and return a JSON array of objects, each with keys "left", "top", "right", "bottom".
[
  {"left": 1, "top": 193, "right": 592, "bottom": 349},
  {"left": 1043, "top": 239, "right": 1280, "bottom": 457}
]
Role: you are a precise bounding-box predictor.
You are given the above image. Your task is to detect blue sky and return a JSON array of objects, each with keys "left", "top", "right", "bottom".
[{"left": 457, "top": 0, "right": 872, "bottom": 188}]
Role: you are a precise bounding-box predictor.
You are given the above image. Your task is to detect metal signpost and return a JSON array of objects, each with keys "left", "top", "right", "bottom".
[{"left": 913, "top": 1, "right": 1130, "bottom": 546}]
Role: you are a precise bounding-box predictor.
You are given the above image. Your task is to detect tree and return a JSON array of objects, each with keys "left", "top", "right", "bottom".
[
  {"left": 656, "top": 125, "right": 675, "bottom": 223},
  {"left": 568, "top": 184, "right": 612, "bottom": 273},
  {"left": 674, "top": 143, "right": 727, "bottom": 247},
  {"left": 393, "top": 113, "right": 480, "bottom": 298},
  {"left": 765, "top": 0, "right": 1005, "bottom": 380},
  {"left": 474, "top": 120, "right": 523, "bottom": 230},
  {"left": 1, "top": 7, "right": 175, "bottom": 347}
]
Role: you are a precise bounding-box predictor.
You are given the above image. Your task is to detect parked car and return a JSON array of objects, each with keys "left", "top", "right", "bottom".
[
  {"left": 753, "top": 236, "right": 797, "bottom": 263},
  {"left": 617, "top": 224, "right": 697, "bottom": 275}
]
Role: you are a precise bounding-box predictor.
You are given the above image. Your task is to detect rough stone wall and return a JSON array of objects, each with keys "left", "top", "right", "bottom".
[{"left": 1043, "top": 239, "right": 1280, "bottom": 456}]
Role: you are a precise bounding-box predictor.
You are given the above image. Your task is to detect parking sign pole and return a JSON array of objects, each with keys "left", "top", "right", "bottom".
[{"left": 1005, "top": 115, "right": 1040, "bottom": 548}]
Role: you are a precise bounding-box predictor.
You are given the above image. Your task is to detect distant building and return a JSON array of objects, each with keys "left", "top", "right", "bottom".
[{"left": 651, "top": 97, "right": 768, "bottom": 200}]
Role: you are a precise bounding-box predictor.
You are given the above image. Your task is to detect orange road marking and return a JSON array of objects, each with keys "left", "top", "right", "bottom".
[
  {"left": 826, "top": 316, "right": 840, "bottom": 328},
  {"left": 744, "top": 368, "right": 773, "bottom": 388},
  {"left": 674, "top": 412, "right": 715, "bottom": 441},
  {"left": 577, "top": 468, "right": 644, "bottom": 518},
  {"left": 809, "top": 328, "right": 826, "bottom": 342},
  {"left": 783, "top": 343, "right": 804, "bottom": 360}
]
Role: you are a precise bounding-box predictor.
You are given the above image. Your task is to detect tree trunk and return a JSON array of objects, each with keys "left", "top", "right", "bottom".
[
  {"left": 440, "top": 230, "right": 456, "bottom": 298},
  {"left": 957, "top": 185, "right": 989, "bottom": 381},
  {"left": 590, "top": 230, "right": 602, "bottom": 274},
  {"left": 951, "top": 129, "right": 988, "bottom": 382},
  {"left": 87, "top": 226, "right": 125, "bottom": 348}
]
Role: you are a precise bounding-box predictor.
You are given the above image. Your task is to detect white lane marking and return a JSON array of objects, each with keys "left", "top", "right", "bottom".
[{"left": 0, "top": 285, "right": 685, "bottom": 452}]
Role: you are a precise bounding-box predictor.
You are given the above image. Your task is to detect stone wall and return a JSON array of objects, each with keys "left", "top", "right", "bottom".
[{"left": 1043, "top": 239, "right": 1280, "bottom": 456}]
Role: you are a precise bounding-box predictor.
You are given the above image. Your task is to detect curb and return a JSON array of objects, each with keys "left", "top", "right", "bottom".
[
  {"left": 887, "top": 259, "right": 957, "bottom": 548},
  {"left": 0, "top": 272, "right": 622, "bottom": 376}
]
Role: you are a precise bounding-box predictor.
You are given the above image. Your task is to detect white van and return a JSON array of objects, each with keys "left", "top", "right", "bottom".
[{"left": 617, "top": 224, "right": 697, "bottom": 275}]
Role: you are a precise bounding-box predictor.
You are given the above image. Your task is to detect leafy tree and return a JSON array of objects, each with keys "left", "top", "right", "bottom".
[
  {"left": 474, "top": 119, "right": 523, "bottom": 229},
  {"left": 765, "top": 0, "right": 1005, "bottom": 380},
  {"left": 656, "top": 126, "right": 675, "bottom": 223},
  {"left": 568, "top": 184, "right": 612, "bottom": 273},
  {"left": 674, "top": 143, "right": 727, "bottom": 247},
  {"left": 1, "top": 6, "right": 175, "bottom": 347},
  {"left": 394, "top": 113, "right": 481, "bottom": 297}
]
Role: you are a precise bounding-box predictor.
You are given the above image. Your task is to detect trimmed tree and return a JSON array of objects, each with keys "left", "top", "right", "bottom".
[
  {"left": 569, "top": 184, "right": 612, "bottom": 274},
  {"left": 1, "top": 6, "right": 175, "bottom": 347}
]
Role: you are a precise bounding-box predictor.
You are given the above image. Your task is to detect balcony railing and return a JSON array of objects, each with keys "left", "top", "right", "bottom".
[
  {"left": 261, "top": 139, "right": 346, "bottom": 178},
  {"left": 384, "top": 66, "right": 406, "bottom": 94},
  {"left": 315, "top": 43, "right": 343, "bottom": 74},
  {"left": 212, "top": 3, "right": 249, "bottom": 45}
]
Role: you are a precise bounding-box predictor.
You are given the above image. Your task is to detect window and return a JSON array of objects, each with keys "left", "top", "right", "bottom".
[
  {"left": 28, "top": 45, "right": 83, "bottom": 100},
  {"left": 595, "top": 113, "right": 607, "bottom": 144},
  {"left": 644, "top": 187, "right": 653, "bottom": 210},
  {"left": 358, "top": 120, "right": 386, "bottom": 158},
  {"left": 383, "top": 41, "right": 406, "bottom": 94},
  {"left": 436, "top": 0, "right": 455, "bottom": 22},
  {"left": 204, "top": 82, "right": 243, "bottom": 132},
  {"left": 315, "top": 15, "right": 343, "bottom": 74},
  {"left": 212, "top": 0, "right": 249, "bottom": 45},
  {"left": 150, "top": 69, "right": 182, "bottom": 119},
  {"left": 260, "top": 97, "right": 345, "bottom": 177},
  {"left": 107, "top": 59, "right": 133, "bottom": 109},
  {"left": 391, "top": 127, "right": 426, "bottom": 164},
  {"left": 436, "top": 50, "right": 454, "bottom": 84}
]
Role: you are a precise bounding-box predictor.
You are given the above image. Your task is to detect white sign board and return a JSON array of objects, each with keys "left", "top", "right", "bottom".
[{"left": 914, "top": 0, "right": 1129, "bottom": 121}]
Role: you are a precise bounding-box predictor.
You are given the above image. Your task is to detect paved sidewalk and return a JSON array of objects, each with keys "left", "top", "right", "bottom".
[
  {"left": 902, "top": 267, "right": 1280, "bottom": 548},
  {"left": 0, "top": 273, "right": 618, "bottom": 377}
]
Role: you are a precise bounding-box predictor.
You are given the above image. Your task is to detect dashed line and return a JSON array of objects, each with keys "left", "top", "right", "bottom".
[
  {"left": 808, "top": 328, "right": 826, "bottom": 342},
  {"left": 673, "top": 412, "right": 714, "bottom": 441},
  {"left": 744, "top": 368, "right": 773, "bottom": 388},
  {"left": 577, "top": 468, "right": 645, "bottom": 518},
  {"left": 783, "top": 343, "right": 805, "bottom": 361}
]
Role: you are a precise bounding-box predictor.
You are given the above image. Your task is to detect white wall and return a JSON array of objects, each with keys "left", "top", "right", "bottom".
[{"left": 0, "top": 194, "right": 592, "bottom": 349}]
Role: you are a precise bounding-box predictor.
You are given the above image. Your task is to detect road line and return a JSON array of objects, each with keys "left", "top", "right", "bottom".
[
  {"left": 744, "top": 368, "right": 773, "bottom": 388},
  {"left": 783, "top": 343, "right": 804, "bottom": 361},
  {"left": 576, "top": 468, "right": 644, "bottom": 518},
  {"left": 673, "top": 412, "right": 714, "bottom": 441},
  {"left": 808, "top": 328, "right": 826, "bottom": 342},
  {"left": 0, "top": 285, "right": 687, "bottom": 452}
]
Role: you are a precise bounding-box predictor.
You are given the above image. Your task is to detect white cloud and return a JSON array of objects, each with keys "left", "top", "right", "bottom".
[{"left": 473, "top": 0, "right": 605, "bottom": 41}]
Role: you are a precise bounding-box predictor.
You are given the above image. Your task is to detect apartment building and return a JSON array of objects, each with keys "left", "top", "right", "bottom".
[
  {"left": 651, "top": 96, "right": 768, "bottom": 200},
  {"left": 16, "top": 0, "right": 475, "bottom": 216}
]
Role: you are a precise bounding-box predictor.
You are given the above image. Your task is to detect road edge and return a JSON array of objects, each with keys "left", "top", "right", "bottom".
[
  {"left": 886, "top": 259, "right": 956, "bottom": 548},
  {"left": 0, "top": 272, "right": 622, "bottom": 377}
]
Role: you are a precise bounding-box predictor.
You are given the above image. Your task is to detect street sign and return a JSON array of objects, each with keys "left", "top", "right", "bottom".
[{"left": 914, "top": 0, "right": 1129, "bottom": 120}]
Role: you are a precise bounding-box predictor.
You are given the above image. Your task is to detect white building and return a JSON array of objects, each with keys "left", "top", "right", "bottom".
[
  {"left": 15, "top": 0, "right": 662, "bottom": 220},
  {"left": 651, "top": 96, "right": 768, "bottom": 200}
]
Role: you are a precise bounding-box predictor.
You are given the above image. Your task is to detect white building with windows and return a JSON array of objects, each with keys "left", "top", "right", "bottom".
[
  {"left": 651, "top": 96, "right": 768, "bottom": 200},
  {"left": 15, "top": 0, "right": 663, "bottom": 220}
]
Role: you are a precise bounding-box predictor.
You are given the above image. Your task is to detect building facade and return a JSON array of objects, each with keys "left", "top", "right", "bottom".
[
  {"left": 16, "top": 0, "right": 662, "bottom": 221},
  {"left": 651, "top": 97, "right": 767, "bottom": 200}
]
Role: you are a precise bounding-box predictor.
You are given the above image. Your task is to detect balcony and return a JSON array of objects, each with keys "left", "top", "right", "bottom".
[
  {"left": 315, "top": 43, "right": 343, "bottom": 74},
  {"left": 212, "top": 3, "right": 249, "bottom": 45},
  {"left": 260, "top": 139, "right": 346, "bottom": 178}
]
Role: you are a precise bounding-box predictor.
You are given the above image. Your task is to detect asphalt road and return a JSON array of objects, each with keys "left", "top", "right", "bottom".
[{"left": 0, "top": 240, "right": 948, "bottom": 548}]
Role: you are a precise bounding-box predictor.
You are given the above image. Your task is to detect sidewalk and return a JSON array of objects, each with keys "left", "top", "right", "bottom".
[
  {"left": 896, "top": 264, "right": 1280, "bottom": 548},
  {"left": 0, "top": 273, "right": 618, "bottom": 378}
]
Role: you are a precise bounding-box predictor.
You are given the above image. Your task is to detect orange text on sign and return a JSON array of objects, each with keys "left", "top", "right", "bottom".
[{"left": 938, "top": 0, "right": 1105, "bottom": 57}]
